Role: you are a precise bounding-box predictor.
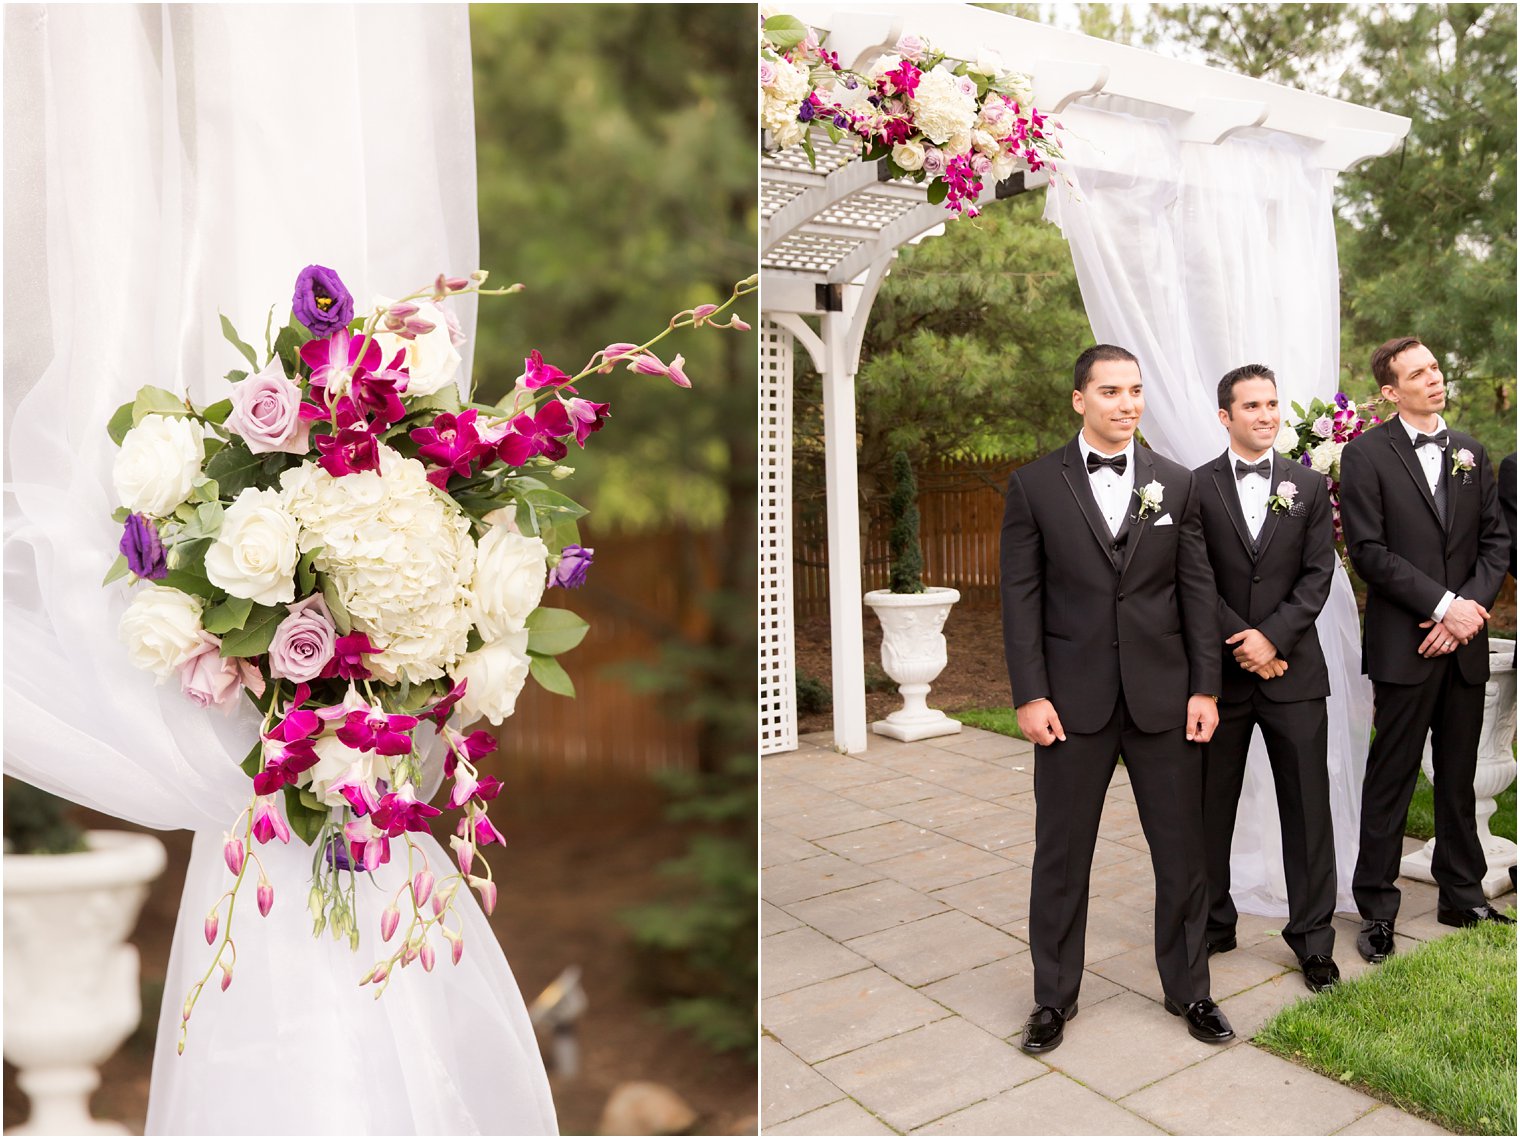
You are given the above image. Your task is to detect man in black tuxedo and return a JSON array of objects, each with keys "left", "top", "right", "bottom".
[
  {"left": 1340, "top": 337, "right": 1513, "bottom": 964},
  {"left": 1193, "top": 364, "right": 1339, "bottom": 992},
  {"left": 1001, "top": 344, "right": 1233, "bottom": 1053}
]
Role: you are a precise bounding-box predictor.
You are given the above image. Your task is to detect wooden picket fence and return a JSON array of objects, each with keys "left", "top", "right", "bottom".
[{"left": 794, "top": 457, "right": 1017, "bottom": 618}]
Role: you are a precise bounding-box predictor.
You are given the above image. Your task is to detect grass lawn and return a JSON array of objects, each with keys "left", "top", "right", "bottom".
[
  {"left": 1407, "top": 770, "right": 1517, "bottom": 843},
  {"left": 1254, "top": 920, "right": 1517, "bottom": 1135},
  {"left": 951, "top": 707, "right": 1024, "bottom": 739}
]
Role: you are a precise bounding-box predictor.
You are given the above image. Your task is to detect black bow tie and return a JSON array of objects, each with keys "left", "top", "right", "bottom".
[
  {"left": 1087, "top": 452, "right": 1127, "bottom": 476},
  {"left": 1412, "top": 430, "right": 1449, "bottom": 451},
  {"left": 1235, "top": 458, "right": 1271, "bottom": 481}
]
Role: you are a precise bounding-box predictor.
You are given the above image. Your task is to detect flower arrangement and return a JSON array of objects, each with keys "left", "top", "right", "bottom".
[
  {"left": 1275, "top": 393, "right": 1382, "bottom": 542},
  {"left": 1134, "top": 480, "right": 1165, "bottom": 521},
  {"left": 759, "top": 14, "right": 1064, "bottom": 217},
  {"left": 105, "top": 265, "right": 755, "bottom": 1050},
  {"left": 1267, "top": 480, "right": 1298, "bottom": 515}
]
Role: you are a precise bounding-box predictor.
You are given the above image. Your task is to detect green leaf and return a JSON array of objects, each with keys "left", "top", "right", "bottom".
[
  {"left": 239, "top": 738, "right": 263, "bottom": 778},
  {"left": 926, "top": 179, "right": 950, "bottom": 206},
  {"left": 110, "top": 507, "right": 131, "bottom": 524},
  {"left": 762, "top": 14, "right": 806, "bottom": 51},
  {"left": 466, "top": 628, "right": 485, "bottom": 654},
  {"left": 107, "top": 400, "right": 136, "bottom": 445},
  {"left": 225, "top": 369, "right": 249, "bottom": 385},
  {"left": 263, "top": 305, "right": 276, "bottom": 363},
  {"left": 218, "top": 602, "right": 285, "bottom": 658},
  {"left": 800, "top": 131, "right": 818, "bottom": 169},
  {"left": 220, "top": 312, "right": 259, "bottom": 369},
  {"left": 203, "top": 437, "right": 265, "bottom": 500},
  {"left": 525, "top": 606, "right": 589, "bottom": 656},
  {"left": 131, "top": 385, "right": 189, "bottom": 427},
  {"left": 102, "top": 554, "right": 130, "bottom": 586},
  {"left": 189, "top": 477, "right": 221, "bottom": 504},
  {"left": 296, "top": 546, "right": 323, "bottom": 596},
  {"left": 160, "top": 567, "right": 215, "bottom": 600},
  {"left": 408, "top": 386, "right": 463, "bottom": 415},
  {"left": 282, "top": 784, "right": 328, "bottom": 846},
  {"left": 318, "top": 574, "right": 352, "bottom": 634},
  {"left": 203, "top": 595, "right": 254, "bottom": 635},
  {"left": 529, "top": 652, "right": 576, "bottom": 697},
  {"left": 205, "top": 398, "right": 235, "bottom": 425}
]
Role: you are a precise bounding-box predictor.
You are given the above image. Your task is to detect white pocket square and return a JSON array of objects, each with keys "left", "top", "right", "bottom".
[{"left": 1154, "top": 514, "right": 1174, "bottom": 526}]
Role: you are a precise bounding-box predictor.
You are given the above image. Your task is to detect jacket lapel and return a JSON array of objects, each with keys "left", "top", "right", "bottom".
[
  {"left": 1387, "top": 420, "right": 1443, "bottom": 528},
  {"left": 1211, "top": 453, "right": 1256, "bottom": 558},
  {"left": 1253, "top": 455, "right": 1287, "bottom": 561},
  {"left": 1061, "top": 437, "right": 1121, "bottom": 568},
  {"left": 1117, "top": 447, "right": 1154, "bottom": 581}
]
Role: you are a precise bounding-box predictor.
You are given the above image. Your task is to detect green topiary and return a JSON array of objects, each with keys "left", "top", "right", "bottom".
[
  {"left": 3, "top": 777, "right": 87, "bottom": 855},
  {"left": 887, "top": 450, "right": 926, "bottom": 593}
]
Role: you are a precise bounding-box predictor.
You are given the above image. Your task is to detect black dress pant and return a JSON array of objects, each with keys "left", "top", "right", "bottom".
[
  {"left": 1353, "top": 658, "right": 1487, "bottom": 919},
  {"left": 1029, "top": 696, "right": 1210, "bottom": 1009},
  {"left": 1202, "top": 693, "right": 1336, "bottom": 960}
]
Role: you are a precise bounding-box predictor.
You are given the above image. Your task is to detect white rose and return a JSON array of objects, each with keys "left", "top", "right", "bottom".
[
  {"left": 972, "top": 129, "right": 1001, "bottom": 157},
  {"left": 112, "top": 414, "right": 204, "bottom": 517},
  {"left": 990, "top": 151, "right": 1018, "bottom": 181},
  {"left": 867, "top": 53, "right": 903, "bottom": 81},
  {"left": 119, "top": 585, "right": 204, "bottom": 679},
  {"left": 373, "top": 298, "right": 463, "bottom": 398},
  {"left": 449, "top": 631, "right": 532, "bottom": 727},
  {"left": 305, "top": 734, "right": 383, "bottom": 808},
  {"left": 205, "top": 487, "right": 299, "bottom": 606},
  {"left": 1274, "top": 421, "right": 1300, "bottom": 454},
  {"left": 472, "top": 527, "right": 548, "bottom": 641},
  {"left": 1308, "top": 439, "right": 1345, "bottom": 476},
  {"left": 892, "top": 139, "right": 926, "bottom": 172}
]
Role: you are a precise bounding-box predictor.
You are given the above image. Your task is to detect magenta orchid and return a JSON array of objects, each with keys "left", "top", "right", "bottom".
[
  {"left": 250, "top": 794, "right": 292, "bottom": 845},
  {"left": 336, "top": 708, "right": 420, "bottom": 756}
]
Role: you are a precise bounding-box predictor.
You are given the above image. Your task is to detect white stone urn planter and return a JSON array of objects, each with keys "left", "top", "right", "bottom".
[
  {"left": 863, "top": 586, "right": 962, "bottom": 742},
  {"left": 3, "top": 829, "right": 167, "bottom": 1135},
  {"left": 1400, "top": 637, "right": 1518, "bottom": 897}
]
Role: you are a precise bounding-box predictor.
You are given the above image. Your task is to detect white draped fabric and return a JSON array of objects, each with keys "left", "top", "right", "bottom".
[
  {"left": 4, "top": 5, "right": 556, "bottom": 1133},
  {"left": 1044, "top": 104, "right": 1374, "bottom": 916}
]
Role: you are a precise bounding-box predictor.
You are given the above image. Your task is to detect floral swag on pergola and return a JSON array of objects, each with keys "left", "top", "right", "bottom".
[{"left": 760, "top": 13, "right": 1066, "bottom": 217}]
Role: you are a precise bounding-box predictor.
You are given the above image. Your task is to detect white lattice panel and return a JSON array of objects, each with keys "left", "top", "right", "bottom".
[
  {"left": 759, "top": 321, "right": 798, "bottom": 755},
  {"left": 763, "top": 231, "right": 866, "bottom": 274}
]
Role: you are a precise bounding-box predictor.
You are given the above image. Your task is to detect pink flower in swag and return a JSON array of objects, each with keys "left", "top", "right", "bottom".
[
  {"left": 268, "top": 595, "right": 337, "bottom": 683},
  {"left": 179, "top": 631, "right": 246, "bottom": 710},
  {"left": 226, "top": 358, "right": 314, "bottom": 455}
]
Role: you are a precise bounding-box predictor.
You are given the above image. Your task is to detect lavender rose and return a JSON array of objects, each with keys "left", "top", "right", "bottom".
[
  {"left": 226, "top": 358, "right": 312, "bottom": 455},
  {"left": 268, "top": 594, "right": 337, "bottom": 683},
  {"left": 120, "top": 513, "right": 168, "bottom": 579},
  {"left": 548, "top": 545, "right": 594, "bottom": 589},
  {"left": 292, "top": 264, "right": 354, "bottom": 337}
]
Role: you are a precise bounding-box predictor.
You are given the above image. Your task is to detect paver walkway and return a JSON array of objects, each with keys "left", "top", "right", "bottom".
[{"left": 762, "top": 726, "right": 1515, "bottom": 1135}]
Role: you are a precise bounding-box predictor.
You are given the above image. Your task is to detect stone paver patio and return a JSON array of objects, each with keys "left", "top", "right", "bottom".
[{"left": 762, "top": 727, "right": 1513, "bottom": 1136}]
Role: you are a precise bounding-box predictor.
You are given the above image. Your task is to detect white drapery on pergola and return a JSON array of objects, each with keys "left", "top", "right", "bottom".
[{"left": 759, "top": 2, "right": 1410, "bottom": 915}]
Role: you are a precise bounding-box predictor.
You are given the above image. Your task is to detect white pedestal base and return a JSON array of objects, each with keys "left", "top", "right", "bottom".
[{"left": 872, "top": 707, "right": 962, "bottom": 741}]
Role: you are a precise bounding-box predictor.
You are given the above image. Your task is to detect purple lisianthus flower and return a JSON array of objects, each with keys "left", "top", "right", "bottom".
[
  {"left": 292, "top": 265, "right": 354, "bottom": 337},
  {"left": 120, "top": 513, "right": 168, "bottom": 579},
  {"left": 549, "top": 545, "right": 594, "bottom": 589}
]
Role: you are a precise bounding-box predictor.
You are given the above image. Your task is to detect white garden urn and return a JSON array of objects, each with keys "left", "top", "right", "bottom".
[
  {"left": 863, "top": 586, "right": 962, "bottom": 742},
  {"left": 3, "top": 830, "right": 167, "bottom": 1135},
  {"left": 1400, "top": 638, "right": 1518, "bottom": 897}
]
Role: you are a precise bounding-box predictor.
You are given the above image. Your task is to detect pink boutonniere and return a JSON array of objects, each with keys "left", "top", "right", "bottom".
[{"left": 1268, "top": 480, "right": 1298, "bottom": 514}]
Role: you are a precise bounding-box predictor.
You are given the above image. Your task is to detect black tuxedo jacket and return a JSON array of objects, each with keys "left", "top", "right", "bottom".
[
  {"left": 1339, "top": 419, "right": 1507, "bottom": 686},
  {"left": 1000, "top": 436, "right": 1221, "bottom": 735},
  {"left": 1194, "top": 452, "right": 1334, "bottom": 704}
]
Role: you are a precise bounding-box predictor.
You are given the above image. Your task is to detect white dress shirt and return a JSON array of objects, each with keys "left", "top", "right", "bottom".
[
  {"left": 1397, "top": 413, "right": 1455, "bottom": 621},
  {"left": 1229, "top": 448, "right": 1272, "bottom": 540},
  {"left": 1077, "top": 435, "right": 1136, "bottom": 536}
]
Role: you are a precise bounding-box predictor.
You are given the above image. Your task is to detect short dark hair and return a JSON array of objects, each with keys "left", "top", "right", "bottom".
[
  {"left": 1074, "top": 344, "right": 1140, "bottom": 392},
  {"left": 1217, "top": 363, "right": 1277, "bottom": 412},
  {"left": 1370, "top": 337, "right": 1424, "bottom": 388}
]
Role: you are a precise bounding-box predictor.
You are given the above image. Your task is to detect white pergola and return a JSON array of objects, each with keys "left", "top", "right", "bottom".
[{"left": 759, "top": 2, "right": 1411, "bottom": 756}]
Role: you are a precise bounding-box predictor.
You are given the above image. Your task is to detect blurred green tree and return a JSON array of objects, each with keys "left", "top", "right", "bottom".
[{"left": 470, "top": 4, "right": 757, "bottom": 1056}]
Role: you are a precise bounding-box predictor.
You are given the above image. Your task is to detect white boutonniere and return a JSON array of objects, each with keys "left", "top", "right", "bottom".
[
  {"left": 1134, "top": 480, "right": 1165, "bottom": 520},
  {"left": 1452, "top": 447, "right": 1475, "bottom": 484},
  {"left": 1268, "top": 480, "right": 1297, "bottom": 514}
]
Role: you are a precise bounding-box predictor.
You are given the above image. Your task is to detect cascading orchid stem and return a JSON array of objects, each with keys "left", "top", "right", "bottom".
[{"left": 177, "top": 796, "right": 258, "bottom": 1054}]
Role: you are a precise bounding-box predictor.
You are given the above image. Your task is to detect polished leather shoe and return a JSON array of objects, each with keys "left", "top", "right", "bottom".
[
  {"left": 1299, "top": 954, "right": 1340, "bottom": 993},
  {"left": 1020, "top": 1002, "right": 1078, "bottom": 1054},
  {"left": 1206, "top": 933, "right": 1237, "bottom": 956},
  {"left": 1437, "top": 903, "right": 1516, "bottom": 928},
  {"left": 1163, "top": 996, "right": 1235, "bottom": 1044},
  {"left": 1357, "top": 918, "right": 1395, "bottom": 963}
]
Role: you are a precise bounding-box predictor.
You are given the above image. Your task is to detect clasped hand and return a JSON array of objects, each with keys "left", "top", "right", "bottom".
[
  {"left": 1418, "top": 597, "right": 1489, "bottom": 658},
  {"left": 1225, "top": 628, "right": 1286, "bottom": 679}
]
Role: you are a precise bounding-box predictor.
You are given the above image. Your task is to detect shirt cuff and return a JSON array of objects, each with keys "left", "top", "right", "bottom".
[{"left": 1433, "top": 591, "right": 1456, "bottom": 622}]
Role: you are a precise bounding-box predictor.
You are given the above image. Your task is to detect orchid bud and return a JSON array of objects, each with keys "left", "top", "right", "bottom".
[
  {"left": 380, "top": 904, "right": 401, "bottom": 942},
  {"left": 451, "top": 933, "right": 464, "bottom": 965},
  {"left": 404, "top": 316, "right": 437, "bottom": 336},
  {"left": 384, "top": 313, "right": 406, "bottom": 332},
  {"left": 551, "top": 465, "right": 575, "bottom": 480},
  {"left": 223, "top": 833, "right": 245, "bottom": 876},
  {"left": 691, "top": 304, "right": 719, "bottom": 325},
  {"left": 182, "top": 993, "right": 196, "bottom": 1022},
  {"left": 731, "top": 316, "right": 752, "bottom": 331},
  {"left": 257, "top": 877, "right": 274, "bottom": 917},
  {"left": 445, "top": 276, "right": 470, "bottom": 291},
  {"left": 308, "top": 886, "right": 325, "bottom": 921},
  {"left": 349, "top": 927, "right": 361, "bottom": 951},
  {"left": 401, "top": 943, "right": 419, "bottom": 967},
  {"left": 451, "top": 836, "right": 474, "bottom": 876},
  {"left": 598, "top": 343, "right": 639, "bottom": 373},
  {"left": 413, "top": 871, "right": 435, "bottom": 907},
  {"left": 388, "top": 301, "right": 419, "bottom": 319},
  {"left": 469, "top": 875, "right": 498, "bottom": 916},
  {"left": 372, "top": 963, "right": 389, "bottom": 985},
  {"left": 220, "top": 966, "right": 233, "bottom": 992},
  {"left": 432, "top": 890, "right": 447, "bottom": 918},
  {"left": 470, "top": 269, "right": 490, "bottom": 284},
  {"left": 420, "top": 943, "right": 436, "bottom": 972},
  {"left": 312, "top": 913, "right": 327, "bottom": 938},
  {"left": 627, "top": 353, "right": 669, "bottom": 378},
  {"left": 204, "top": 911, "right": 219, "bottom": 945},
  {"left": 433, "top": 273, "right": 450, "bottom": 297}
]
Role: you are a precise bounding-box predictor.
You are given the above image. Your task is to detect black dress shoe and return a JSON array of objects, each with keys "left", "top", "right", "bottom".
[
  {"left": 1020, "top": 1002, "right": 1078, "bottom": 1054},
  {"left": 1206, "top": 933, "right": 1237, "bottom": 956},
  {"left": 1162, "top": 996, "right": 1235, "bottom": 1044},
  {"left": 1437, "top": 903, "right": 1516, "bottom": 928},
  {"left": 1299, "top": 954, "right": 1340, "bottom": 993},
  {"left": 1357, "top": 918, "right": 1395, "bottom": 963}
]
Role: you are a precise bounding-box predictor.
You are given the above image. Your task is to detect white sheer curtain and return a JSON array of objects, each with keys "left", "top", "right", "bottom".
[
  {"left": 1044, "top": 104, "right": 1373, "bottom": 916},
  {"left": 4, "top": 6, "right": 556, "bottom": 1133}
]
